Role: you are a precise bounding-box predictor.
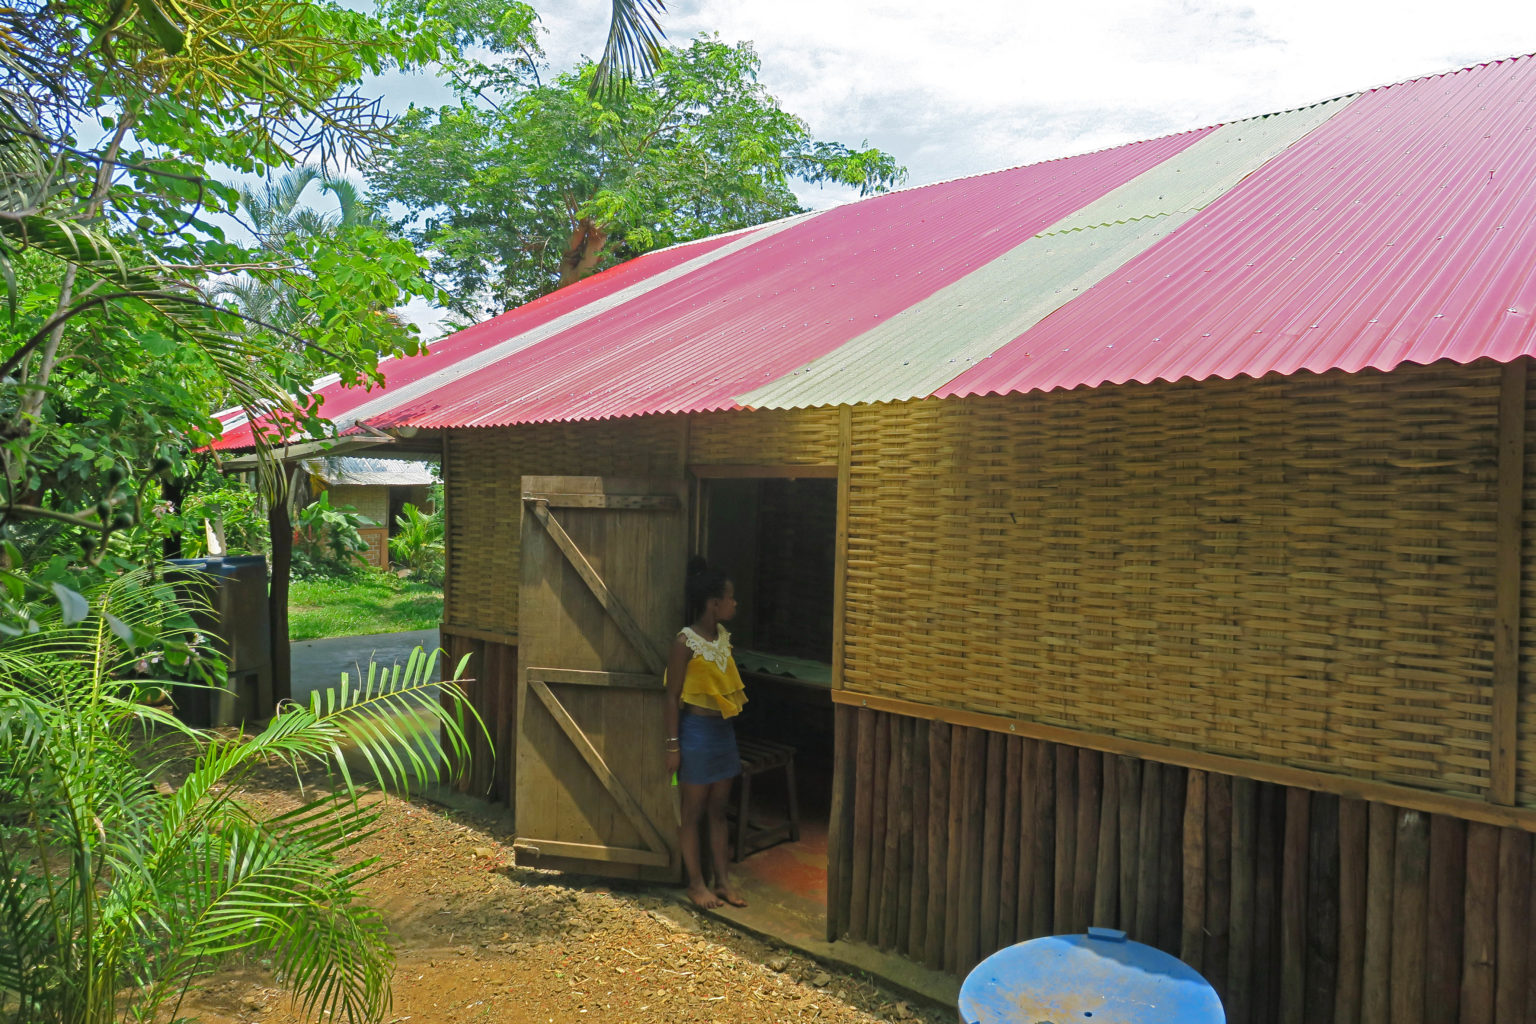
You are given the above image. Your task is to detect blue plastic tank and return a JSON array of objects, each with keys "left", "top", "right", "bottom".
[{"left": 958, "top": 927, "right": 1225, "bottom": 1024}]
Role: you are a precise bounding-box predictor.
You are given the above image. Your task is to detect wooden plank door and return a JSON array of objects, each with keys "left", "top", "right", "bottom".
[{"left": 513, "top": 476, "right": 686, "bottom": 881}]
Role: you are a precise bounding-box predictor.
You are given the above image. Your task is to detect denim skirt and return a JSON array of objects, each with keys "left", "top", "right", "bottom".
[{"left": 678, "top": 712, "right": 740, "bottom": 785}]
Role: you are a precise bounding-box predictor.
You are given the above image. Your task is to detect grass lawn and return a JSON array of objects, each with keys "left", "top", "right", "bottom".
[{"left": 288, "top": 573, "right": 443, "bottom": 640}]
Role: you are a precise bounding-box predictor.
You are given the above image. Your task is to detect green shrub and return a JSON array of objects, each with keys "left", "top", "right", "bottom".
[{"left": 0, "top": 567, "right": 480, "bottom": 1024}]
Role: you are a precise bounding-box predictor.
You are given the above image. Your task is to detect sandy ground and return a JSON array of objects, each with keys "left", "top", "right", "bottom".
[{"left": 178, "top": 771, "right": 953, "bottom": 1024}]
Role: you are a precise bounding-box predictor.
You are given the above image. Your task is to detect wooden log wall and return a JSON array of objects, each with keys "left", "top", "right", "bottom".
[{"left": 829, "top": 705, "right": 1536, "bottom": 1023}]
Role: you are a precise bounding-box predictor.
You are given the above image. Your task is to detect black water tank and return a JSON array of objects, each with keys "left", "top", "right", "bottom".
[{"left": 165, "top": 557, "right": 273, "bottom": 725}]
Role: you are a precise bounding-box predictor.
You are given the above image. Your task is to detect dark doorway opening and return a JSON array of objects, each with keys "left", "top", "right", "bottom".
[{"left": 698, "top": 473, "right": 837, "bottom": 923}]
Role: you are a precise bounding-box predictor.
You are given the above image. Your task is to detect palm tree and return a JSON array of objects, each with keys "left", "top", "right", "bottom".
[{"left": 0, "top": 568, "right": 481, "bottom": 1024}]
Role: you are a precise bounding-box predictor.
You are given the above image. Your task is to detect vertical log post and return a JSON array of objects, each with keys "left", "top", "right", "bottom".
[
  {"left": 1361, "top": 800, "right": 1396, "bottom": 1024},
  {"left": 1495, "top": 828, "right": 1532, "bottom": 1022},
  {"left": 1228, "top": 776, "right": 1258, "bottom": 1024},
  {"left": 1204, "top": 771, "right": 1232, "bottom": 999},
  {"left": 1054, "top": 742, "right": 1078, "bottom": 934},
  {"left": 977, "top": 732, "right": 1005, "bottom": 958},
  {"left": 908, "top": 720, "right": 931, "bottom": 957},
  {"left": 1278, "top": 787, "right": 1309, "bottom": 1024},
  {"left": 1461, "top": 822, "right": 1499, "bottom": 1024},
  {"left": 1134, "top": 760, "right": 1163, "bottom": 945},
  {"left": 848, "top": 709, "right": 876, "bottom": 944},
  {"left": 827, "top": 705, "right": 855, "bottom": 941},
  {"left": 1029, "top": 741, "right": 1056, "bottom": 938},
  {"left": 1304, "top": 793, "right": 1339, "bottom": 1024},
  {"left": 1093, "top": 752, "right": 1120, "bottom": 929},
  {"left": 1389, "top": 810, "right": 1428, "bottom": 1024},
  {"left": 1333, "top": 798, "right": 1367, "bottom": 1024},
  {"left": 1425, "top": 814, "right": 1467, "bottom": 1023},
  {"left": 1117, "top": 756, "right": 1142, "bottom": 934},
  {"left": 1073, "top": 748, "right": 1102, "bottom": 934},
  {"left": 998, "top": 736, "right": 1023, "bottom": 950},
  {"left": 1181, "top": 770, "right": 1208, "bottom": 969},
  {"left": 867, "top": 714, "right": 891, "bottom": 942},
  {"left": 923, "top": 721, "right": 951, "bottom": 970}
]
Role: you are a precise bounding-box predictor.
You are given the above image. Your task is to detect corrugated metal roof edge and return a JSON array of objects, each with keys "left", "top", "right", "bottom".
[
  {"left": 367, "top": 352, "right": 1528, "bottom": 434},
  {"left": 932, "top": 351, "right": 1532, "bottom": 406}
]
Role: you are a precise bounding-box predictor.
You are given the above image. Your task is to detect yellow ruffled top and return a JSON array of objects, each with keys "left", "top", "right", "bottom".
[{"left": 676, "top": 625, "right": 748, "bottom": 718}]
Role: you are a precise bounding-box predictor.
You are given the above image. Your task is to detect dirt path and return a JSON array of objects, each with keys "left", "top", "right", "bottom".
[{"left": 184, "top": 778, "right": 951, "bottom": 1024}]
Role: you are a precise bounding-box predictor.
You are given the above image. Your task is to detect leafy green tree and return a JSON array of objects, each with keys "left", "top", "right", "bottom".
[{"left": 369, "top": 32, "right": 906, "bottom": 319}]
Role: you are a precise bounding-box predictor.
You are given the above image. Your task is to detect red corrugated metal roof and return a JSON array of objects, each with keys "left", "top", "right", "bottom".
[
  {"left": 368, "top": 129, "right": 1210, "bottom": 428},
  {"left": 209, "top": 228, "right": 749, "bottom": 449},
  {"left": 940, "top": 57, "right": 1536, "bottom": 398},
  {"left": 213, "top": 54, "right": 1536, "bottom": 447}
]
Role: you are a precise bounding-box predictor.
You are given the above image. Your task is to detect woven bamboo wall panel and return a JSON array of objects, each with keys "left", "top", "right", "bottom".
[
  {"left": 1519, "top": 369, "right": 1536, "bottom": 805},
  {"left": 686, "top": 407, "right": 840, "bottom": 465},
  {"left": 843, "top": 362, "right": 1502, "bottom": 799},
  {"left": 443, "top": 418, "right": 685, "bottom": 633}
]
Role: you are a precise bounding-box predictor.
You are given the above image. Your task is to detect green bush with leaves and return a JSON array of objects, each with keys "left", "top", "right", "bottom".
[
  {"left": 293, "top": 492, "right": 374, "bottom": 568},
  {"left": 0, "top": 567, "right": 481, "bottom": 1023},
  {"left": 388, "top": 498, "right": 443, "bottom": 581}
]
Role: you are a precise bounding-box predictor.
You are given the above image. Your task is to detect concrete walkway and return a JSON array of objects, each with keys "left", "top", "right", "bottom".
[{"left": 289, "top": 627, "right": 443, "bottom": 705}]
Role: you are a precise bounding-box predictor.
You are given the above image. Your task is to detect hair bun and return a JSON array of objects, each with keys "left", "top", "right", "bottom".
[{"left": 686, "top": 555, "right": 709, "bottom": 578}]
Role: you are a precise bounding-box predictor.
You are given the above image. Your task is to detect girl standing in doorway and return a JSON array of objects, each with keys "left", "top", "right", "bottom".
[{"left": 665, "top": 558, "right": 749, "bottom": 909}]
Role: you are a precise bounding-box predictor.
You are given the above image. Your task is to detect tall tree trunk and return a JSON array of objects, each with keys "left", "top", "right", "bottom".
[
  {"left": 557, "top": 217, "right": 609, "bottom": 288},
  {"left": 267, "top": 475, "right": 294, "bottom": 707}
]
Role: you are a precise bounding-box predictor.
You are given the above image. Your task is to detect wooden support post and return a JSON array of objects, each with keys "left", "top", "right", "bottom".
[
  {"left": 1015, "top": 738, "right": 1039, "bottom": 940},
  {"left": 943, "top": 726, "right": 967, "bottom": 972},
  {"left": 1228, "top": 776, "right": 1258, "bottom": 1024},
  {"left": 848, "top": 710, "right": 875, "bottom": 944},
  {"left": 908, "top": 720, "right": 931, "bottom": 957},
  {"left": 1181, "top": 769, "right": 1208, "bottom": 969},
  {"left": 1029, "top": 741, "right": 1056, "bottom": 938},
  {"left": 923, "top": 721, "right": 951, "bottom": 970},
  {"left": 1134, "top": 759, "right": 1162, "bottom": 945},
  {"left": 1304, "top": 793, "right": 1338, "bottom": 1024},
  {"left": 1361, "top": 801, "right": 1396, "bottom": 1024},
  {"left": 958, "top": 728, "right": 988, "bottom": 971},
  {"left": 868, "top": 714, "right": 891, "bottom": 943},
  {"left": 1204, "top": 771, "right": 1232, "bottom": 1000},
  {"left": 1333, "top": 798, "right": 1367, "bottom": 1024},
  {"left": 1278, "top": 787, "right": 1309, "bottom": 1024},
  {"left": 1253, "top": 784, "right": 1281, "bottom": 1024},
  {"left": 998, "top": 735, "right": 1022, "bottom": 950},
  {"left": 1157, "top": 766, "right": 1185, "bottom": 953},
  {"left": 978, "top": 732, "right": 1005, "bottom": 956},
  {"left": 827, "top": 706, "right": 854, "bottom": 940},
  {"left": 1461, "top": 822, "right": 1499, "bottom": 1024},
  {"left": 1054, "top": 741, "right": 1079, "bottom": 934},
  {"left": 1073, "top": 748, "right": 1102, "bottom": 934},
  {"left": 895, "top": 717, "right": 914, "bottom": 954},
  {"left": 1389, "top": 810, "right": 1428, "bottom": 1024},
  {"left": 1117, "top": 756, "right": 1142, "bottom": 934},
  {"left": 1493, "top": 358, "right": 1525, "bottom": 805},
  {"left": 1093, "top": 751, "right": 1120, "bottom": 930},
  {"left": 1425, "top": 813, "right": 1466, "bottom": 1024},
  {"left": 1495, "top": 827, "right": 1532, "bottom": 1022},
  {"left": 880, "top": 715, "right": 906, "bottom": 951}
]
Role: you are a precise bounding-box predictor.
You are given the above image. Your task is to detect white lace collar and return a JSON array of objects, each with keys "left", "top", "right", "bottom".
[{"left": 681, "top": 625, "right": 731, "bottom": 670}]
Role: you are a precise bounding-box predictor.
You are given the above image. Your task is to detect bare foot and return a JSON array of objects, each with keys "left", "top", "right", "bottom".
[
  {"left": 687, "top": 884, "right": 723, "bottom": 909},
  {"left": 715, "top": 885, "right": 748, "bottom": 908}
]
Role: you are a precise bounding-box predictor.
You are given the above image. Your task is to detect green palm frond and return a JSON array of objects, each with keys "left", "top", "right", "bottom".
[
  {"left": 589, "top": 0, "right": 666, "bottom": 97},
  {"left": 0, "top": 565, "right": 486, "bottom": 1024}
]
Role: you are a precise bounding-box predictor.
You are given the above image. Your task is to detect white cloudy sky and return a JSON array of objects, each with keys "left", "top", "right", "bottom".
[{"left": 380, "top": 0, "right": 1536, "bottom": 201}]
